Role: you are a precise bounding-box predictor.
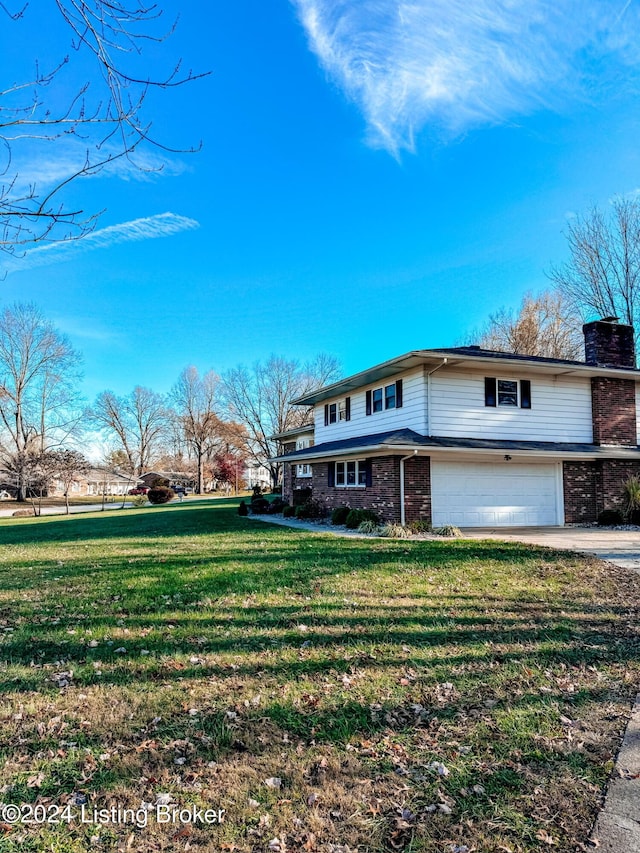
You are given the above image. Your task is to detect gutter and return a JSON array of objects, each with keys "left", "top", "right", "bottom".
[{"left": 399, "top": 450, "right": 418, "bottom": 527}]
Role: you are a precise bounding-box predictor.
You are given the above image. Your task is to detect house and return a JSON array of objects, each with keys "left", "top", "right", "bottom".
[
  {"left": 244, "top": 461, "right": 272, "bottom": 491},
  {"left": 273, "top": 318, "right": 640, "bottom": 528}
]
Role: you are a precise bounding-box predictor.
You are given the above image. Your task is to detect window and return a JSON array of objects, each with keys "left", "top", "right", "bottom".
[
  {"left": 384, "top": 383, "right": 396, "bottom": 409},
  {"left": 324, "top": 397, "right": 350, "bottom": 425},
  {"left": 485, "top": 377, "right": 532, "bottom": 409},
  {"left": 331, "top": 460, "right": 370, "bottom": 487},
  {"left": 297, "top": 463, "right": 312, "bottom": 478},
  {"left": 366, "top": 379, "right": 403, "bottom": 415}
]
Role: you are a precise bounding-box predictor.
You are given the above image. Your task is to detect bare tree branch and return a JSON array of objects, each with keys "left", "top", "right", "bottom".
[{"left": 0, "top": 1, "right": 209, "bottom": 256}]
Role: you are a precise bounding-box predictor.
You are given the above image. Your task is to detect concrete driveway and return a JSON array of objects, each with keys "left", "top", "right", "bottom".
[{"left": 461, "top": 526, "right": 640, "bottom": 573}]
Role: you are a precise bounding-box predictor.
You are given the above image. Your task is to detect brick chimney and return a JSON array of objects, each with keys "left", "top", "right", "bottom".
[
  {"left": 583, "top": 317, "right": 636, "bottom": 368},
  {"left": 584, "top": 318, "right": 637, "bottom": 445}
]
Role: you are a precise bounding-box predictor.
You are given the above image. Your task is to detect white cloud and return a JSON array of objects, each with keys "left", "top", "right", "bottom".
[
  {"left": 292, "top": 0, "right": 640, "bottom": 153},
  {"left": 2, "top": 139, "right": 188, "bottom": 196},
  {"left": 2, "top": 212, "right": 200, "bottom": 274}
]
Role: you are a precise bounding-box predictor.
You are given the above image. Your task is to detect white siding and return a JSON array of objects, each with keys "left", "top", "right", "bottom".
[
  {"left": 314, "top": 368, "right": 427, "bottom": 444},
  {"left": 430, "top": 368, "right": 593, "bottom": 442}
]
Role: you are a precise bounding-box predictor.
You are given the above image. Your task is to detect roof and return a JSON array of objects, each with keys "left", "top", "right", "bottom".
[
  {"left": 292, "top": 346, "right": 640, "bottom": 405},
  {"left": 270, "top": 423, "right": 315, "bottom": 441},
  {"left": 270, "top": 428, "right": 640, "bottom": 463}
]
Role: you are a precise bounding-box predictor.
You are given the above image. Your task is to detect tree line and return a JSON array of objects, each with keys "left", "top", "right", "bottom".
[{"left": 0, "top": 303, "right": 340, "bottom": 502}]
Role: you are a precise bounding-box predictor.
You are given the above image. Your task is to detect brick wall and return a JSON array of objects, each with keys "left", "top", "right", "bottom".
[
  {"left": 591, "top": 377, "right": 637, "bottom": 445},
  {"left": 404, "top": 456, "right": 432, "bottom": 523},
  {"left": 563, "top": 462, "right": 598, "bottom": 523},
  {"left": 599, "top": 460, "right": 640, "bottom": 514},
  {"left": 312, "top": 456, "right": 402, "bottom": 521},
  {"left": 310, "top": 455, "right": 433, "bottom": 524},
  {"left": 563, "top": 459, "right": 640, "bottom": 521}
]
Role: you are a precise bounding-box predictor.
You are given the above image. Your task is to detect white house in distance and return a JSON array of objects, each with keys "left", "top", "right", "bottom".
[{"left": 274, "top": 318, "right": 640, "bottom": 528}]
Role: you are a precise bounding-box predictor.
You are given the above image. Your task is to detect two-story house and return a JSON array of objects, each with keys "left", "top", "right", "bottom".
[{"left": 273, "top": 318, "right": 640, "bottom": 528}]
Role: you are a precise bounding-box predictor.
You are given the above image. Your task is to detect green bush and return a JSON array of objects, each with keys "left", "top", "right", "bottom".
[
  {"left": 268, "top": 497, "right": 288, "bottom": 514},
  {"left": 250, "top": 497, "right": 270, "bottom": 514},
  {"left": 331, "top": 506, "right": 350, "bottom": 525},
  {"left": 238, "top": 500, "right": 248, "bottom": 516},
  {"left": 130, "top": 494, "right": 147, "bottom": 507},
  {"left": 147, "top": 487, "right": 175, "bottom": 505},
  {"left": 282, "top": 505, "right": 296, "bottom": 518},
  {"left": 295, "top": 499, "right": 326, "bottom": 519},
  {"left": 345, "top": 508, "right": 379, "bottom": 529},
  {"left": 597, "top": 509, "right": 624, "bottom": 527}
]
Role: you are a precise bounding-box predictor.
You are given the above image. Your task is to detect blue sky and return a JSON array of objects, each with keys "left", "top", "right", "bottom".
[{"left": 3, "top": 0, "right": 640, "bottom": 402}]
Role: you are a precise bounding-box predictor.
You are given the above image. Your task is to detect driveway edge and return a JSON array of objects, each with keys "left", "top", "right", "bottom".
[{"left": 591, "top": 693, "right": 640, "bottom": 851}]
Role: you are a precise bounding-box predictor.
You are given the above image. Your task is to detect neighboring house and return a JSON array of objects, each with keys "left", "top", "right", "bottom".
[
  {"left": 273, "top": 318, "right": 640, "bottom": 528},
  {"left": 271, "top": 425, "right": 315, "bottom": 500},
  {"left": 72, "top": 468, "right": 137, "bottom": 497},
  {"left": 244, "top": 462, "right": 272, "bottom": 491}
]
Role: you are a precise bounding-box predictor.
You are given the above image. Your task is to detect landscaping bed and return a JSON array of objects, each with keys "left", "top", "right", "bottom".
[{"left": 0, "top": 499, "right": 638, "bottom": 851}]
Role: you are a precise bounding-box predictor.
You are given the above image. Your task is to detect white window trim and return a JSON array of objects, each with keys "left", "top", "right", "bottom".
[
  {"left": 497, "top": 378, "right": 519, "bottom": 407},
  {"left": 335, "top": 459, "right": 367, "bottom": 488}
]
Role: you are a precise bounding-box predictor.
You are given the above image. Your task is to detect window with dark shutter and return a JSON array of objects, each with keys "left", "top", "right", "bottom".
[
  {"left": 520, "top": 380, "right": 532, "bottom": 409},
  {"left": 485, "top": 377, "right": 497, "bottom": 407},
  {"left": 345, "top": 396, "right": 351, "bottom": 421},
  {"left": 366, "top": 390, "right": 372, "bottom": 416},
  {"left": 395, "top": 379, "right": 403, "bottom": 408},
  {"left": 324, "top": 404, "right": 329, "bottom": 426},
  {"left": 327, "top": 463, "right": 335, "bottom": 487}
]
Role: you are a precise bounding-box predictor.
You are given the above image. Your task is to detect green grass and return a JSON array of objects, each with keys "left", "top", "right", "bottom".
[{"left": 0, "top": 499, "right": 638, "bottom": 852}]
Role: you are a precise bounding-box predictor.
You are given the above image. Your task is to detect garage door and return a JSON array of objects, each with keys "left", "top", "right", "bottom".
[{"left": 430, "top": 461, "right": 561, "bottom": 527}]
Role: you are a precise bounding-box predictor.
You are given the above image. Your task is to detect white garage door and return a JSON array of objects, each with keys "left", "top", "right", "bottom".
[{"left": 431, "top": 461, "right": 561, "bottom": 527}]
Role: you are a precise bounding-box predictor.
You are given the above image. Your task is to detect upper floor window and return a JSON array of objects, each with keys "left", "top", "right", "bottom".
[
  {"left": 324, "top": 397, "right": 350, "bottom": 426},
  {"left": 485, "top": 377, "right": 531, "bottom": 409},
  {"left": 366, "top": 379, "right": 403, "bottom": 415}
]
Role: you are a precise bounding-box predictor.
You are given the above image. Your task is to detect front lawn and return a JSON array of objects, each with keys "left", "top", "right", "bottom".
[{"left": 0, "top": 500, "right": 638, "bottom": 852}]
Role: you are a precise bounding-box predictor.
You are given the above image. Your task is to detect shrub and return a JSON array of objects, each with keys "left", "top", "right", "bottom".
[
  {"left": 345, "top": 508, "right": 379, "bottom": 529},
  {"left": 130, "top": 494, "right": 148, "bottom": 507},
  {"left": 252, "top": 485, "right": 263, "bottom": 498},
  {"left": 331, "top": 506, "right": 350, "bottom": 525},
  {"left": 357, "top": 520, "right": 380, "bottom": 534},
  {"left": 268, "top": 497, "right": 288, "bottom": 514},
  {"left": 238, "top": 500, "right": 248, "bottom": 516},
  {"left": 379, "top": 522, "right": 411, "bottom": 538},
  {"left": 408, "top": 519, "right": 431, "bottom": 534},
  {"left": 147, "top": 487, "right": 175, "bottom": 505},
  {"left": 271, "top": 485, "right": 282, "bottom": 495},
  {"left": 295, "top": 499, "right": 326, "bottom": 520},
  {"left": 622, "top": 475, "right": 640, "bottom": 521},
  {"left": 282, "top": 505, "right": 296, "bottom": 518},
  {"left": 250, "top": 497, "right": 270, "bottom": 514},
  {"left": 597, "top": 509, "right": 624, "bottom": 527},
  {"left": 433, "top": 524, "right": 463, "bottom": 538},
  {"left": 292, "top": 487, "right": 313, "bottom": 507},
  {"left": 150, "top": 477, "right": 170, "bottom": 488}
]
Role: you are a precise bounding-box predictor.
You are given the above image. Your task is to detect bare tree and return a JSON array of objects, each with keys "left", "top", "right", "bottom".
[
  {"left": 549, "top": 197, "right": 640, "bottom": 328},
  {"left": 1, "top": 1, "right": 207, "bottom": 256},
  {"left": 0, "top": 304, "right": 82, "bottom": 500},
  {"left": 171, "top": 367, "right": 222, "bottom": 495},
  {"left": 90, "top": 386, "right": 169, "bottom": 475},
  {"left": 221, "top": 354, "right": 341, "bottom": 487},
  {"left": 468, "top": 290, "right": 583, "bottom": 360},
  {"left": 41, "top": 447, "right": 89, "bottom": 514}
]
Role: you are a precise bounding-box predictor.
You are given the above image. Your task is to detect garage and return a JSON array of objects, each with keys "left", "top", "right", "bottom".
[{"left": 430, "top": 460, "right": 562, "bottom": 527}]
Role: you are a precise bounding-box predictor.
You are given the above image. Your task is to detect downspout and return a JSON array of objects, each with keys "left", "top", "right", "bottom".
[{"left": 399, "top": 450, "right": 418, "bottom": 526}]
